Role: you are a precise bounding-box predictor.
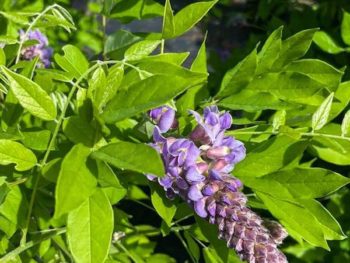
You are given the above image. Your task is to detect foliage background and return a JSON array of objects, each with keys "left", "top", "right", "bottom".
[{"left": 1, "top": 0, "right": 350, "bottom": 262}]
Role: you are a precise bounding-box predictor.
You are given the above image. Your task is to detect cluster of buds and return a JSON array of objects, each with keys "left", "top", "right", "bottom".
[
  {"left": 147, "top": 105, "right": 288, "bottom": 263},
  {"left": 19, "top": 29, "right": 53, "bottom": 68}
]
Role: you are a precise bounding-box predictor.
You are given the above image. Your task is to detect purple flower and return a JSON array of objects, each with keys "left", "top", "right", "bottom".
[
  {"left": 163, "top": 138, "right": 200, "bottom": 169},
  {"left": 145, "top": 105, "right": 288, "bottom": 263},
  {"left": 189, "top": 105, "right": 232, "bottom": 144},
  {"left": 149, "top": 106, "right": 177, "bottom": 133},
  {"left": 19, "top": 29, "right": 53, "bottom": 68}
]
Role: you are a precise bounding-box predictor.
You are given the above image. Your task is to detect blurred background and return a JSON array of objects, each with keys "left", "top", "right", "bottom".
[{"left": 1, "top": 0, "right": 350, "bottom": 262}]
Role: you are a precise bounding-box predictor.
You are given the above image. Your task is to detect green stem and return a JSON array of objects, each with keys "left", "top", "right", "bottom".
[
  {"left": 21, "top": 60, "right": 118, "bottom": 246},
  {"left": 15, "top": 4, "right": 58, "bottom": 64},
  {"left": 229, "top": 129, "right": 350, "bottom": 142},
  {"left": 1, "top": 228, "right": 66, "bottom": 262},
  {"left": 174, "top": 231, "right": 197, "bottom": 263}
]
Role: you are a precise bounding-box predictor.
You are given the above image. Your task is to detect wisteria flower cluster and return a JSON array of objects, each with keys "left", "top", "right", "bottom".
[
  {"left": 148, "top": 105, "right": 288, "bottom": 263},
  {"left": 19, "top": 29, "right": 53, "bottom": 68}
]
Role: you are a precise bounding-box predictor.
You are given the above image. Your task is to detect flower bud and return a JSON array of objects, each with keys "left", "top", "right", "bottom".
[{"left": 149, "top": 106, "right": 176, "bottom": 133}]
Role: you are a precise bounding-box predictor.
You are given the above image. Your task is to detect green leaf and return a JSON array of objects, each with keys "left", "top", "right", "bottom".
[
  {"left": 54, "top": 45, "right": 89, "bottom": 79},
  {"left": 285, "top": 59, "right": 343, "bottom": 90},
  {"left": 341, "top": 11, "right": 350, "bottom": 46},
  {"left": 224, "top": 71, "right": 324, "bottom": 106},
  {"left": 0, "top": 66, "right": 57, "bottom": 120},
  {"left": 91, "top": 141, "right": 164, "bottom": 176},
  {"left": 36, "top": 14, "right": 75, "bottom": 32},
  {"left": 67, "top": 189, "right": 113, "bottom": 263},
  {"left": 273, "top": 28, "right": 318, "bottom": 69},
  {"left": 313, "top": 31, "right": 345, "bottom": 54},
  {"left": 217, "top": 48, "right": 257, "bottom": 97},
  {"left": 312, "top": 92, "right": 334, "bottom": 131},
  {"left": 109, "top": 0, "right": 163, "bottom": 23},
  {"left": 55, "top": 145, "right": 97, "bottom": 218},
  {"left": 162, "top": 0, "right": 175, "bottom": 39},
  {"left": 150, "top": 183, "right": 176, "bottom": 226},
  {"left": 244, "top": 168, "right": 350, "bottom": 200},
  {"left": 341, "top": 110, "right": 350, "bottom": 137},
  {"left": 172, "top": 0, "right": 217, "bottom": 39},
  {"left": 142, "top": 52, "right": 190, "bottom": 65},
  {"left": 219, "top": 90, "right": 291, "bottom": 111},
  {"left": 258, "top": 193, "right": 329, "bottom": 249},
  {"left": 63, "top": 116, "right": 101, "bottom": 147},
  {"left": 272, "top": 110, "right": 286, "bottom": 131},
  {"left": 102, "top": 74, "right": 203, "bottom": 123},
  {"left": 300, "top": 199, "right": 346, "bottom": 240},
  {"left": 0, "top": 177, "right": 9, "bottom": 206},
  {"left": 146, "top": 254, "right": 176, "bottom": 263},
  {"left": 203, "top": 247, "right": 224, "bottom": 263},
  {"left": 191, "top": 34, "right": 208, "bottom": 73},
  {"left": 125, "top": 40, "right": 161, "bottom": 61},
  {"left": 21, "top": 130, "right": 51, "bottom": 151},
  {"left": 234, "top": 136, "right": 306, "bottom": 178},
  {"left": 184, "top": 232, "right": 200, "bottom": 261},
  {"left": 0, "top": 139, "right": 37, "bottom": 171},
  {"left": 0, "top": 48, "right": 5, "bottom": 66},
  {"left": 309, "top": 123, "right": 350, "bottom": 165},
  {"left": 36, "top": 69, "right": 74, "bottom": 82},
  {"left": 177, "top": 37, "right": 208, "bottom": 114},
  {"left": 104, "top": 30, "right": 141, "bottom": 56},
  {"left": 0, "top": 186, "right": 27, "bottom": 238},
  {"left": 256, "top": 26, "right": 283, "bottom": 74}
]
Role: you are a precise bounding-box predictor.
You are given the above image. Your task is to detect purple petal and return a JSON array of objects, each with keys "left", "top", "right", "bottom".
[
  {"left": 188, "top": 185, "right": 203, "bottom": 201},
  {"left": 194, "top": 198, "right": 208, "bottom": 218}
]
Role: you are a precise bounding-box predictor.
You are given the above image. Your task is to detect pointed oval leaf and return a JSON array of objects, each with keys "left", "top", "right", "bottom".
[
  {"left": 341, "top": 11, "right": 350, "bottom": 46},
  {"left": 55, "top": 145, "right": 97, "bottom": 218},
  {"left": 218, "top": 48, "right": 257, "bottom": 97},
  {"left": 273, "top": 28, "right": 318, "bottom": 69},
  {"left": 150, "top": 183, "right": 177, "bottom": 226},
  {"left": 102, "top": 74, "right": 202, "bottom": 123},
  {"left": 172, "top": 0, "right": 217, "bottom": 38},
  {"left": 125, "top": 40, "right": 161, "bottom": 61},
  {"left": 0, "top": 140, "right": 37, "bottom": 171},
  {"left": 162, "top": 0, "right": 175, "bottom": 39},
  {"left": 67, "top": 189, "right": 113, "bottom": 263},
  {"left": 0, "top": 66, "right": 57, "bottom": 120},
  {"left": 91, "top": 141, "right": 164, "bottom": 176},
  {"left": 312, "top": 92, "right": 334, "bottom": 131},
  {"left": 313, "top": 31, "right": 345, "bottom": 54},
  {"left": 341, "top": 110, "right": 350, "bottom": 137}
]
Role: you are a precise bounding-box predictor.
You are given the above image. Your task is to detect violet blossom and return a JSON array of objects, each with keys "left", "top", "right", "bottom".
[
  {"left": 19, "top": 29, "right": 53, "bottom": 68},
  {"left": 146, "top": 105, "right": 288, "bottom": 263}
]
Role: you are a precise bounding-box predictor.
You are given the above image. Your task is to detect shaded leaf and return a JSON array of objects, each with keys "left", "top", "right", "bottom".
[{"left": 150, "top": 183, "right": 176, "bottom": 226}]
